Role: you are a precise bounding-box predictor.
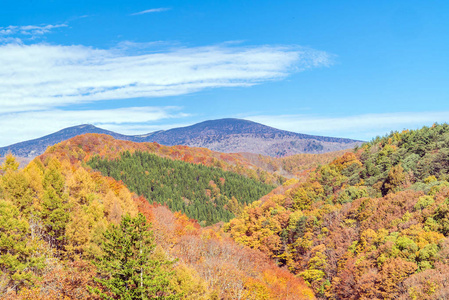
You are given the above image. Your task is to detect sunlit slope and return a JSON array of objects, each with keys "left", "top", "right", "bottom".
[
  {"left": 0, "top": 135, "right": 315, "bottom": 299},
  {"left": 225, "top": 124, "right": 449, "bottom": 299}
]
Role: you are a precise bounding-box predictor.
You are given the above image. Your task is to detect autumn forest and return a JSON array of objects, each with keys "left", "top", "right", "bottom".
[{"left": 2, "top": 124, "right": 449, "bottom": 299}]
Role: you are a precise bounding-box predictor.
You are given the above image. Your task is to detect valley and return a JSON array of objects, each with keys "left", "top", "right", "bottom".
[{"left": 1, "top": 124, "right": 449, "bottom": 299}]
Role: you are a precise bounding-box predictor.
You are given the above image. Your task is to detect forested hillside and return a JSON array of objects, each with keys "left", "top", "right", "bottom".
[
  {"left": 5, "top": 124, "right": 448, "bottom": 299},
  {"left": 240, "top": 150, "right": 347, "bottom": 179},
  {"left": 87, "top": 151, "right": 274, "bottom": 225},
  {"left": 0, "top": 151, "right": 314, "bottom": 299},
  {"left": 225, "top": 124, "right": 449, "bottom": 299},
  {"left": 42, "top": 133, "right": 285, "bottom": 185}
]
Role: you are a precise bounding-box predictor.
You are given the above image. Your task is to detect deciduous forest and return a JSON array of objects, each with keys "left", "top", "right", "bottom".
[
  {"left": 2, "top": 124, "right": 449, "bottom": 299},
  {"left": 0, "top": 134, "right": 313, "bottom": 299},
  {"left": 226, "top": 124, "right": 449, "bottom": 299}
]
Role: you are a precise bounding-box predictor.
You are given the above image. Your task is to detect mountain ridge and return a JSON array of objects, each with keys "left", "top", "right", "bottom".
[
  {"left": 0, "top": 124, "right": 138, "bottom": 157},
  {"left": 0, "top": 118, "right": 363, "bottom": 158},
  {"left": 143, "top": 118, "right": 359, "bottom": 143}
]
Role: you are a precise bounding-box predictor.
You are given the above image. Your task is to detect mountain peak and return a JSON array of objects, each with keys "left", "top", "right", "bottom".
[{"left": 144, "top": 118, "right": 362, "bottom": 156}]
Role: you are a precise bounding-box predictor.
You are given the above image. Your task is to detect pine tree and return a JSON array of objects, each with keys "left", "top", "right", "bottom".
[
  {"left": 41, "top": 186, "right": 70, "bottom": 250},
  {"left": 40, "top": 158, "right": 70, "bottom": 250},
  {"left": 91, "top": 213, "right": 179, "bottom": 299},
  {"left": 0, "top": 199, "right": 44, "bottom": 292},
  {"left": 0, "top": 153, "right": 19, "bottom": 172}
]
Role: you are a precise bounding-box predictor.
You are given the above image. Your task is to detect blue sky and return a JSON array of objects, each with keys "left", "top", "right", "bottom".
[{"left": 0, "top": 0, "right": 448, "bottom": 146}]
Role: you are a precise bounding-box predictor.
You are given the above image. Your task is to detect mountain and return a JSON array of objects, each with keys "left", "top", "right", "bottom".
[
  {"left": 0, "top": 118, "right": 363, "bottom": 158},
  {"left": 143, "top": 118, "right": 363, "bottom": 156},
  {"left": 0, "top": 124, "right": 138, "bottom": 158}
]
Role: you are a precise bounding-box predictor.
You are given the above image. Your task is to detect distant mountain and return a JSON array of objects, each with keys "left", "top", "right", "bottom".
[
  {"left": 0, "top": 118, "right": 363, "bottom": 158},
  {"left": 143, "top": 118, "right": 363, "bottom": 156},
  {"left": 0, "top": 124, "right": 138, "bottom": 158}
]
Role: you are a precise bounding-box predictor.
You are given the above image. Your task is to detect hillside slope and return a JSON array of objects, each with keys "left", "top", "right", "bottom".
[
  {"left": 42, "top": 133, "right": 289, "bottom": 185},
  {"left": 87, "top": 150, "right": 274, "bottom": 225},
  {"left": 225, "top": 124, "right": 449, "bottom": 299},
  {"left": 0, "top": 144, "right": 314, "bottom": 299}
]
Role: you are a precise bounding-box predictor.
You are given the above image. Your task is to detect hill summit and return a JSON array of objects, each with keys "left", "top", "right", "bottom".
[{"left": 143, "top": 118, "right": 362, "bottom": 156}]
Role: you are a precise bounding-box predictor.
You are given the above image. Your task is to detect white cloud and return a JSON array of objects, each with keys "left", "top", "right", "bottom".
[
  {"left": 0, "top": 24, "right": 67, "bottom": 36},
  {"left": 0, "top": 43, "right": 331, "bottom": 113},
  {"left": 246, "top": 111, "right": 449, "bottom": 141},
  {"left": 0, "top": 106, "right": 188, "bottom": 146},
  {"left": 130, "top": 8, "right": 171, "bottom": 16}
]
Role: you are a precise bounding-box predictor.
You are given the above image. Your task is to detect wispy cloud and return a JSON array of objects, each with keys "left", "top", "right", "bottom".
[
  {"left": 0, "top": 43, "right": 332, "bottom": 113},
  {"left": 0, "top": 106, "right": 187, "bottom": 146},
  {"left": 0, "top": 24, "right": 67, "bottom": 36},
  {"left": 245, "top": 111, "right": 449, "bottom": 141},
  {"left": 130, "top": 8, "right": 171, "bottom": 16}
]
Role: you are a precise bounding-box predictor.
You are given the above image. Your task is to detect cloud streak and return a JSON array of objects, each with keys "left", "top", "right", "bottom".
[
  {"left": 246, "top": 111, "right": 449, "bottom": 141},
  {"left": 0, "top": 43, "right": 332, "bottom": 113},
  {"left": 130, "top": 8, "right": 171, "bottom": 16},
  {"left": 0, "top": 24, "right": 67, "bottom": 36},
  {"left": 0, "top": 106, "right": 187, "bottom": 146}
]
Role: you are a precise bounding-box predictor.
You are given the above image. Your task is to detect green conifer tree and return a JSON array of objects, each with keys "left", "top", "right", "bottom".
[
  {"left": 0, "top": 199, "right": 44, "bottom": 292},
  {"left": 91, "top": 213, "right": 179, "bottom": 300}
]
